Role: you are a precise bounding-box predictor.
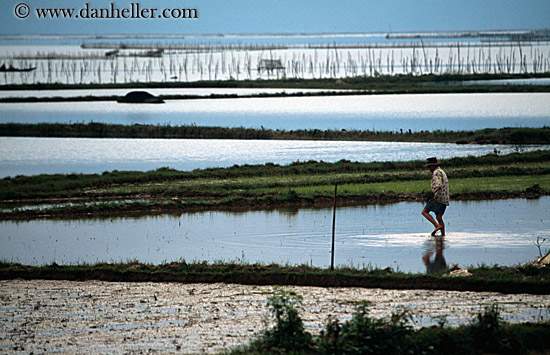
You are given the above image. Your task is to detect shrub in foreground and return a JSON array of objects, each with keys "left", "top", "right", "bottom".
[
  {"left": 318, "top": 301, "right": 418, "bottom": 354},
  {"left": 231, "top": 287, "right": 313, "bottom": 354},
  {"left": 228, "top": 289, "right": 550, "bottom": 355}
]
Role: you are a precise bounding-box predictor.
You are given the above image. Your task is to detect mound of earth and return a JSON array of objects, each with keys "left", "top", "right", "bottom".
[{"left": 117, "top": 91, "right": 164, "bottom": 104}]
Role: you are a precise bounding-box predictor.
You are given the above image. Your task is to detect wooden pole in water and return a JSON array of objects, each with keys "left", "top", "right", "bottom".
[{"left": 331, "top": 184, "right": 338, "bottom": 271}]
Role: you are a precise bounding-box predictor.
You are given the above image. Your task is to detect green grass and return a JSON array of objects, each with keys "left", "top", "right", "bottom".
[
  {"left": 2, "top": 72, "right": 550, "bottom": 91},
  {"left": 452, "top": 175, "right": 550, "bottom": 193},
  {"left": 1, "top": 260, "right": 549, "bottom": 291},
  {"left": 1, "top": 123, "right": 550, "bottom": 144},
  {"left": 291, "top": 174, "right": 550, "bottom": 197},
  {"left": 2, "top": 150, "right": 550, "bottom": 197},
  {"left": 1, "top": 150, "right": 548, "bottom": 219}
]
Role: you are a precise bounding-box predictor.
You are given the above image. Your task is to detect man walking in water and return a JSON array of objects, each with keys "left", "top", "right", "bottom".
[{"left": 421, "top": 157, "right": 449, "bottom": 236}]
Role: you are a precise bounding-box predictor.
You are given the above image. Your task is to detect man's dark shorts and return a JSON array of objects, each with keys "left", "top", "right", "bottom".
[{"left": 424, "top": 200, "right": 447, "bottom": 215}]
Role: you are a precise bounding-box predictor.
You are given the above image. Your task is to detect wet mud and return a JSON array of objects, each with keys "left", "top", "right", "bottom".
[{"left": 1, "top": 280, "right": 549, "bottom": 354}]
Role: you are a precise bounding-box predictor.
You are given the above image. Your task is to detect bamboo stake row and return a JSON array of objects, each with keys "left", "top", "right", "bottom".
[{"left": 1, "top": 42, "right": 549, "bottom": 85}]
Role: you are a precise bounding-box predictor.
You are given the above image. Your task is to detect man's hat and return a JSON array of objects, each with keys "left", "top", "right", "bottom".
[{"left": 425, "top": 157, "right": 440, "bottom": 167}]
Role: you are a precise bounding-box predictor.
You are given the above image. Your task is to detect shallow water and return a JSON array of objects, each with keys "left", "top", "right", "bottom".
[
  {"left": 2, "top": 93, "right": 549, "bottom": 131},
  {"left": 0, "top": 137, "right": 547, "bottom": 178},
  {"left": 2, "top": 197, "right": 548, "bottom": 273},
  {"left": 2, "top": 92, "right": 549, "bottom": 177}
]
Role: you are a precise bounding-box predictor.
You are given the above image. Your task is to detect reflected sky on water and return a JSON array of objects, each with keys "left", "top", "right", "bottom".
[
  {"left": 0, "top": 137, "right": 547, "bottom": 177},
  {"left": 1, "top": 92, "right": 548, "bottom": 177},
  {"left": 2, "top": 198, "right": 548, "bottom": 273},
  {"left": 1, "top": 93, "right": 549, "bottom": 130}
]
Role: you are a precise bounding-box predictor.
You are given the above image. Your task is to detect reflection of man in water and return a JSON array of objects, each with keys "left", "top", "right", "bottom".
[{"left": 422, "top": 237, "right": 447, "bottom": 274}]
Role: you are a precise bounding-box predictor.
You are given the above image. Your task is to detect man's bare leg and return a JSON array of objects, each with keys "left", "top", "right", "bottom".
[
  {"left": 435, "top": 214, "right": 445, "bottom": 236},
  {"left": 422, "top": 208, "right": 442, "bottom": 235}
]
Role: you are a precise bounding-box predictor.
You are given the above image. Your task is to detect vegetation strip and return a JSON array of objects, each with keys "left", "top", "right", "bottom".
[
  {"left": 0, "top": 262, "right": 548, "bottom": 295},
  {"left": 231, "top": 288, "right": 550, "bottom": 354},
  {"left": 2, "top": 83, "right": 550, "bottom": 103},
  {"left": 1, "top": 150, "right": 549, "bottom": 219},
  {"left": 2, "top": 124, "right": 550, "bottom": 144},
  {"left": 1, "top": 72, "right": 550, "bottom": 91}
]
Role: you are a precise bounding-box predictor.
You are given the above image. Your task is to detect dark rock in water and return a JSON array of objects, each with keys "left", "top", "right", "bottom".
[{"left": 117, "top": 91, "right": 164, "bottom": 104}]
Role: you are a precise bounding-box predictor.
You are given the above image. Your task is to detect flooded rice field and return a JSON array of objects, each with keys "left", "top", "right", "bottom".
[
  {"left": 1, "top": 32, "right": 549, "bottom": 354},
  {"left": 1, "top": 280, "right": 549, "bottom": 354},
  {"left": 2, "top": 198, "right": 549, "bottom": 273},
  {"left": 1, "top": 136, "right": 547, "bottom": 177},
  {"left": 2, "top": 93, "right": 549, "bottom": 131},
  {"left": 2, "top": 91, "right": 549, "bottom": 177}
]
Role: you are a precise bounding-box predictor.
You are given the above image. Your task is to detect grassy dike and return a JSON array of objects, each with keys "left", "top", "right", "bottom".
[
  {"left": 1, "top": 124, "right": 549, "bottom": 144},
  {"left": 1, "top": 150, "right": 549, "bottom": 220},
  {"left": 1, "top": 260, "right": 549, "bottom": 294},
  {"left": 2, "top": 72, "right": 550, "bottom": 93}
]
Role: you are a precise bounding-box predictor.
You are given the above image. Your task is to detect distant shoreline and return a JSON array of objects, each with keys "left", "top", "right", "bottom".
[{"left": 1, "top": 73, "right": 549, "bottom": 101}]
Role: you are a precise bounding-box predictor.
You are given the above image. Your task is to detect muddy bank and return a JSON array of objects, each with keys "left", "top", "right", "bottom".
[
  {"left": 2, "top": 263, "right": 549, "bottom": 295},
  {"left": 1, "top": 280, "right": 548, "bottom": 354}
]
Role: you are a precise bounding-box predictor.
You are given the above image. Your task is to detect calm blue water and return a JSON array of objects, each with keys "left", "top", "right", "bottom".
[
  {"left": 1, "top": 137, "right": 547, "bottom": 177},
  {"left": 1, "top": 34, "right": 549, "bottom": 277},
  {"left": 1, "top": 93, "right": 549, "bottom": 130},
  {"left": 1, "top": 198, "right": 548, "bottom": 273},
  {"left": 1, "top": 92, "right": 549, "bottom": 177}
]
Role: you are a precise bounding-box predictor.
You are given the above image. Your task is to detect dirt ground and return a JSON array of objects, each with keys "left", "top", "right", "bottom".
[{"left": 1, "top": 280, "right": 549, "bottom": 354}]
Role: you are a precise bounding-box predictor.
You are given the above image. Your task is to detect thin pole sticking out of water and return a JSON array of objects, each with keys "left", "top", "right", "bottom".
[{"left": 331, "top": 184, "right": 338, "bottom": 271}]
